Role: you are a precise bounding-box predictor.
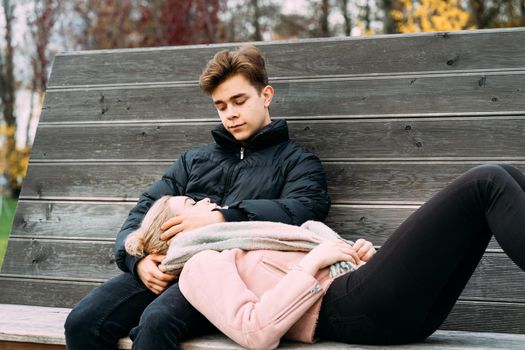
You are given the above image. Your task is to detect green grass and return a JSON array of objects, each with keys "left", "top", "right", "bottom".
[{"left": 0, "top": 198, "right": 17, "bottom": 270}]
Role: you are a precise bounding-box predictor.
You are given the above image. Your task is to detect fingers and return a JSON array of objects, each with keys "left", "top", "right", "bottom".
[
  {"left": 137, "top": 255, "right": 178, "bottom": 295},
  {"left": 161, "top": 215, "right": 183, "bottom": 231},
  {"left": 331, "top": 240, "right": 360, "bottom": 264},
  {"left": 342, "top": 244, "right": 361, "bottom": 264},
  {"left": 146, "top": 273, "right": 178, "bottom": 295},
  {"left": 160, "top": 216, "right": 185, "bottom": 240},
  {"left": 353, "top": 239, "right": 376, "bottom": 262}
]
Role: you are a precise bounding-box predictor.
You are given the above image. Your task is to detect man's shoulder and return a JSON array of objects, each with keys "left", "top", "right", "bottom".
[
  {"left": 279, "top": 138, "right": 320, "bottom": 161},
  {"left": 182, "top": 143, "right": 220, "bottom": 159}
]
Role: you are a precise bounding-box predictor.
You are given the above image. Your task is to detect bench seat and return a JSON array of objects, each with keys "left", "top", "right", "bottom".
[{"left": 2, "top": 304, "right": 525, "bottom": 350}]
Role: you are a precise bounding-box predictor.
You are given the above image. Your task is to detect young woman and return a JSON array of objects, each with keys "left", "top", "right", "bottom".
[{"left": 127, "top": 163, "right": 525, "bottom": 349}]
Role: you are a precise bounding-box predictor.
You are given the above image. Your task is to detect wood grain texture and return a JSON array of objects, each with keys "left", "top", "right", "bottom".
[
  {"left": 41, "top": 73, "right": 525, "bottom": 123},
  {"left": 1, "top": 236, "right": 523, "bottom": 302},
  {"left": 10, "top": 201, "right": 132, "bottom": 239},
  {"left": 47, "top": 29, "right": 525, "bottom": 88},
  {"left": 3, "top": 305, "right": 525, "bottom": 350},
  {"left": 19, "top": 162, "right": 525, "bottom": 203},
  {"left": 0, "top": 277, "right": 100, "bottom": 307},
  {"left": 9, "top": 201, "right": 504, "bottom": 251},
  {"left": 442, "top": 301, "right": 525, "bottom": 334},
  {"left": 30, "top": 117, "right": 525, "bottom": 161}
]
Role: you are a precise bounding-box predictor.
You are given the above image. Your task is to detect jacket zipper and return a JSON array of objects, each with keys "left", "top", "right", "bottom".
[
  {"left": 222, "top": 147, "right": 245, "bottom": 201},
  {"left": 273, "top": 287, "right": 319, "bottom": 323}
]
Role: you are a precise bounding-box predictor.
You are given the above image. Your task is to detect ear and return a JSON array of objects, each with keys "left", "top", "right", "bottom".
[{"left": 262, "top": 85, "right": 274, "bottom": 108}]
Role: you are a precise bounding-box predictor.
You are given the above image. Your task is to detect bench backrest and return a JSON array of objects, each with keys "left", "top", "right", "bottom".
[{"left": 1, "top": 28, "right": 524, "bottom": 333}]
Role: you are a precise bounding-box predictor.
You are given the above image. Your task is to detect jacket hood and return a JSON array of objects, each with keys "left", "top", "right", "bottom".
[{"left": 211, "top": 119, "right": 289, "bottom": 151}]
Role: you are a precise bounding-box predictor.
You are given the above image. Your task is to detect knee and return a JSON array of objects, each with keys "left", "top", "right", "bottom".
[
  {"left": 64, "top": 304, "right": 97, "bottom": 339},
  {"left": 466, "top": 164, "right": 508, "bottom": 183},
  {"left": 141, "top": 302, "right": 188, "bottom": 331},
  {"left": 130, "top": 303, "right": 186, "bottom": 341}
]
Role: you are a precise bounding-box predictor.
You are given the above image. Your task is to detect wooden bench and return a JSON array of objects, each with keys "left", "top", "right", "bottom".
[{"left": 1, "top": 27, "right": 525, "bottom": 349}]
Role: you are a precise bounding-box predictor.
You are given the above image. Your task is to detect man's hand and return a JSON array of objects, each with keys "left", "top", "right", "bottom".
[
  {"left": 160, "top": 210, "right": 225, "bottom": 243},
  {"left": 352, "top": 238, "right": 376, "bottom": 263},
  {"left": 136, "top": 254, "right": 178, "bottom": 295}
]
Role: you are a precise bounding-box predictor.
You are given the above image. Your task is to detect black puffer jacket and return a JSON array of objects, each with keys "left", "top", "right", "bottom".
[{"left": 115, "top": 119, "right": 331, "bottom": 273}]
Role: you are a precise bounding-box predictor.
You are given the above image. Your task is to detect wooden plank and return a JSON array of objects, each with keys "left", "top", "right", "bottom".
[
  {"left": 11, "top": 201, "right": 132, "bottom": 240},
  {"left": 0, "top": 305, "right": 132, "bottom": 349},
  {"left": 443, "top": 301, "right": 525, "bottom": 334},
  {"left": 0, "top": 277, "right": 100, "bottom": 307},
  {"left": 1, "top": 277, "right": 525, "bottom": 335},
  {"left": 19, "top": 162, "right": 165, "bottom": 201},
  {"left": 323, "top": 162, "right": 525, "bottom": 203},
  {"left": 41, "top": 73, "right": 525, "bottom": 123},
  {"left": 3, "top": 305, "right": 525, "bottom": 350},
  {"left": 30, "top": 117, "right": 525, "bottom": 161},
  {"left": 2, "top": 236, "right": 524, "bottom": 302},
  {"left": 19, "top": 162, "right": 525, "bottom": 203},
  {"left": 10, "top": 201, "right": 504, "bottom": 251},
  {"left": 326, "top": 205, "right": 502, "bottom": 250},
  {"left": 0, "top": 239, "right": 120, "bottom": 280},
  {"left": 47, "top": 29, "right": 525, "bottom": 88}
]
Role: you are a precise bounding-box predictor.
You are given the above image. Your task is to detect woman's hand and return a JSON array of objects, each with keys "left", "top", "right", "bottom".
[
  {"left": 136, "top": 254, "right": 178, "bottom": 295},
  {"left": 352, "top": 238, "right": 376, "bottom": 263},
  {"left": 297, "top": 239, "right": 361, "bottom": 276}
]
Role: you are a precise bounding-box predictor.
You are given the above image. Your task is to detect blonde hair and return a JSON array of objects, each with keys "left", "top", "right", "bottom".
[
  {"left": 199, "top": 44, "right": 269, "bottom": 95},
  {"left": 125, "top": 196, "right": 174, "bottom": 257}
]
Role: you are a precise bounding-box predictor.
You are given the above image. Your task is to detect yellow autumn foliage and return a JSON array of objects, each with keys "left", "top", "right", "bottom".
[
  {"left": 392, "top": 0, "right": 476, "bottom": 33},
  {"left": 0, "top": 124, "right": 31, "bottom": 191}
]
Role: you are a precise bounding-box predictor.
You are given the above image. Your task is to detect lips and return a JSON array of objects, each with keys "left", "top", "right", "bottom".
[{"left": 229, "top": 123, "right": 245, "bottom": 130}]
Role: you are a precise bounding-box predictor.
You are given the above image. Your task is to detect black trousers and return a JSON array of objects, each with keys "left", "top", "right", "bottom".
[{"left": 316, "top": 164, "right": 525, "bottom": 344}]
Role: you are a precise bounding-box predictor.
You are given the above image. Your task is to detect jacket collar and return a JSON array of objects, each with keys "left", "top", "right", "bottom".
[{"left": 211, "top": 119, "right": 289, "bottom": 151}]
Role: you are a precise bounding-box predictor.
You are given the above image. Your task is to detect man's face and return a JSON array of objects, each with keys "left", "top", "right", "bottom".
[{"left": 211, "top": 74, "right": 274, "bottom": 143}]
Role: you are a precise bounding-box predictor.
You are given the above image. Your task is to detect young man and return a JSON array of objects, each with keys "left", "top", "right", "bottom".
[{"left": 64, "top": 44, "right": 330, "bottom": 349}]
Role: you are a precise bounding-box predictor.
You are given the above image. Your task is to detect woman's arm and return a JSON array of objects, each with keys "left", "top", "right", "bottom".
[
  {"left": 179, "top": 241, "right": 359, "bottom": 350},
  {"left": 179, "top": 250, "right": 324, "bottom": 350}
]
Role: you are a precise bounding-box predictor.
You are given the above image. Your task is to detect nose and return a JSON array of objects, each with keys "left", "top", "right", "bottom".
[
  {"left": 198, "top": 198, "right": 211, "bottom": 205},
  {"left": 225, "top": 104, "right": 239, "bottom": 119}
]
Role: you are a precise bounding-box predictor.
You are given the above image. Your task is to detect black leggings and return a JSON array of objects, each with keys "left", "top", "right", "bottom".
[{"left": 316, "top": 164, "right": 525, "bottom": 345}]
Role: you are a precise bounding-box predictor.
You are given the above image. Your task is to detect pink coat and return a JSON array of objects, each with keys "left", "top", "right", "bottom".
[{"left": 179, "top": 248, "right": 334, "bottom": 350}]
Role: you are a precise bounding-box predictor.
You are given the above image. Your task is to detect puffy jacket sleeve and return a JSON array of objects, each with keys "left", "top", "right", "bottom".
[
  {"left": 179, "top": 250, "right": 324, "bottom": 350},
  {"left": 114, "top": 153, "right": 189, "bottom": 274},
  {"left": 224, "top": 149, "right": 330, "bottom": 225}
]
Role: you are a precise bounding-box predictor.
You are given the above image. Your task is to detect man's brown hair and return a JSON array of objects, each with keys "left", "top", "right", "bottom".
[{"left": 199, "top": 44, "right": 269, "bottom": 95}]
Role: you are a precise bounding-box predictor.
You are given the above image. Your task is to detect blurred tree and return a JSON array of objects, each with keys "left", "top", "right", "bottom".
[
  {"left": 272, "top": 13, "right": 313, "bottom": 39},
  {"left": 71, "top": 0, "right": 224, "bottom": 49},
  {"left": 468, "top": 0, "right": 504, "bottom": 28},
  {"left": 381, "top": 0, "right": 402, "bottom": 33},
  {"left": 468, "top": 0, "right": 525, "bottom": 28},
  {"left": 0, "top": 0, "right": 21, "bottom": 193},
  {"left": 319, "top": 0, "right": 331, "bottom": 36},
  {"left": 27, "top": 0, "right": 60, "bottom": 149},
  {"left": 392, "top": 0, "right": 474, "bottom": 32},
  {"left": 224, "top": 0, "right": 280, "bottom": 42},
  {"left": 338, "top": 0, "right": 352, "bottom": 35},
  {"left": 138, "top": 0, "right": 224, "bottom": 46},
  {"left": 72, "top": 0, "right": 135, "bottom": 49}
]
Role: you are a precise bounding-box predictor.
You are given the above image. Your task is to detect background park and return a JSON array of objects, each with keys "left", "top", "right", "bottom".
[{"left": 0, "top": 0, "right": 524, "bottom": 269}]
